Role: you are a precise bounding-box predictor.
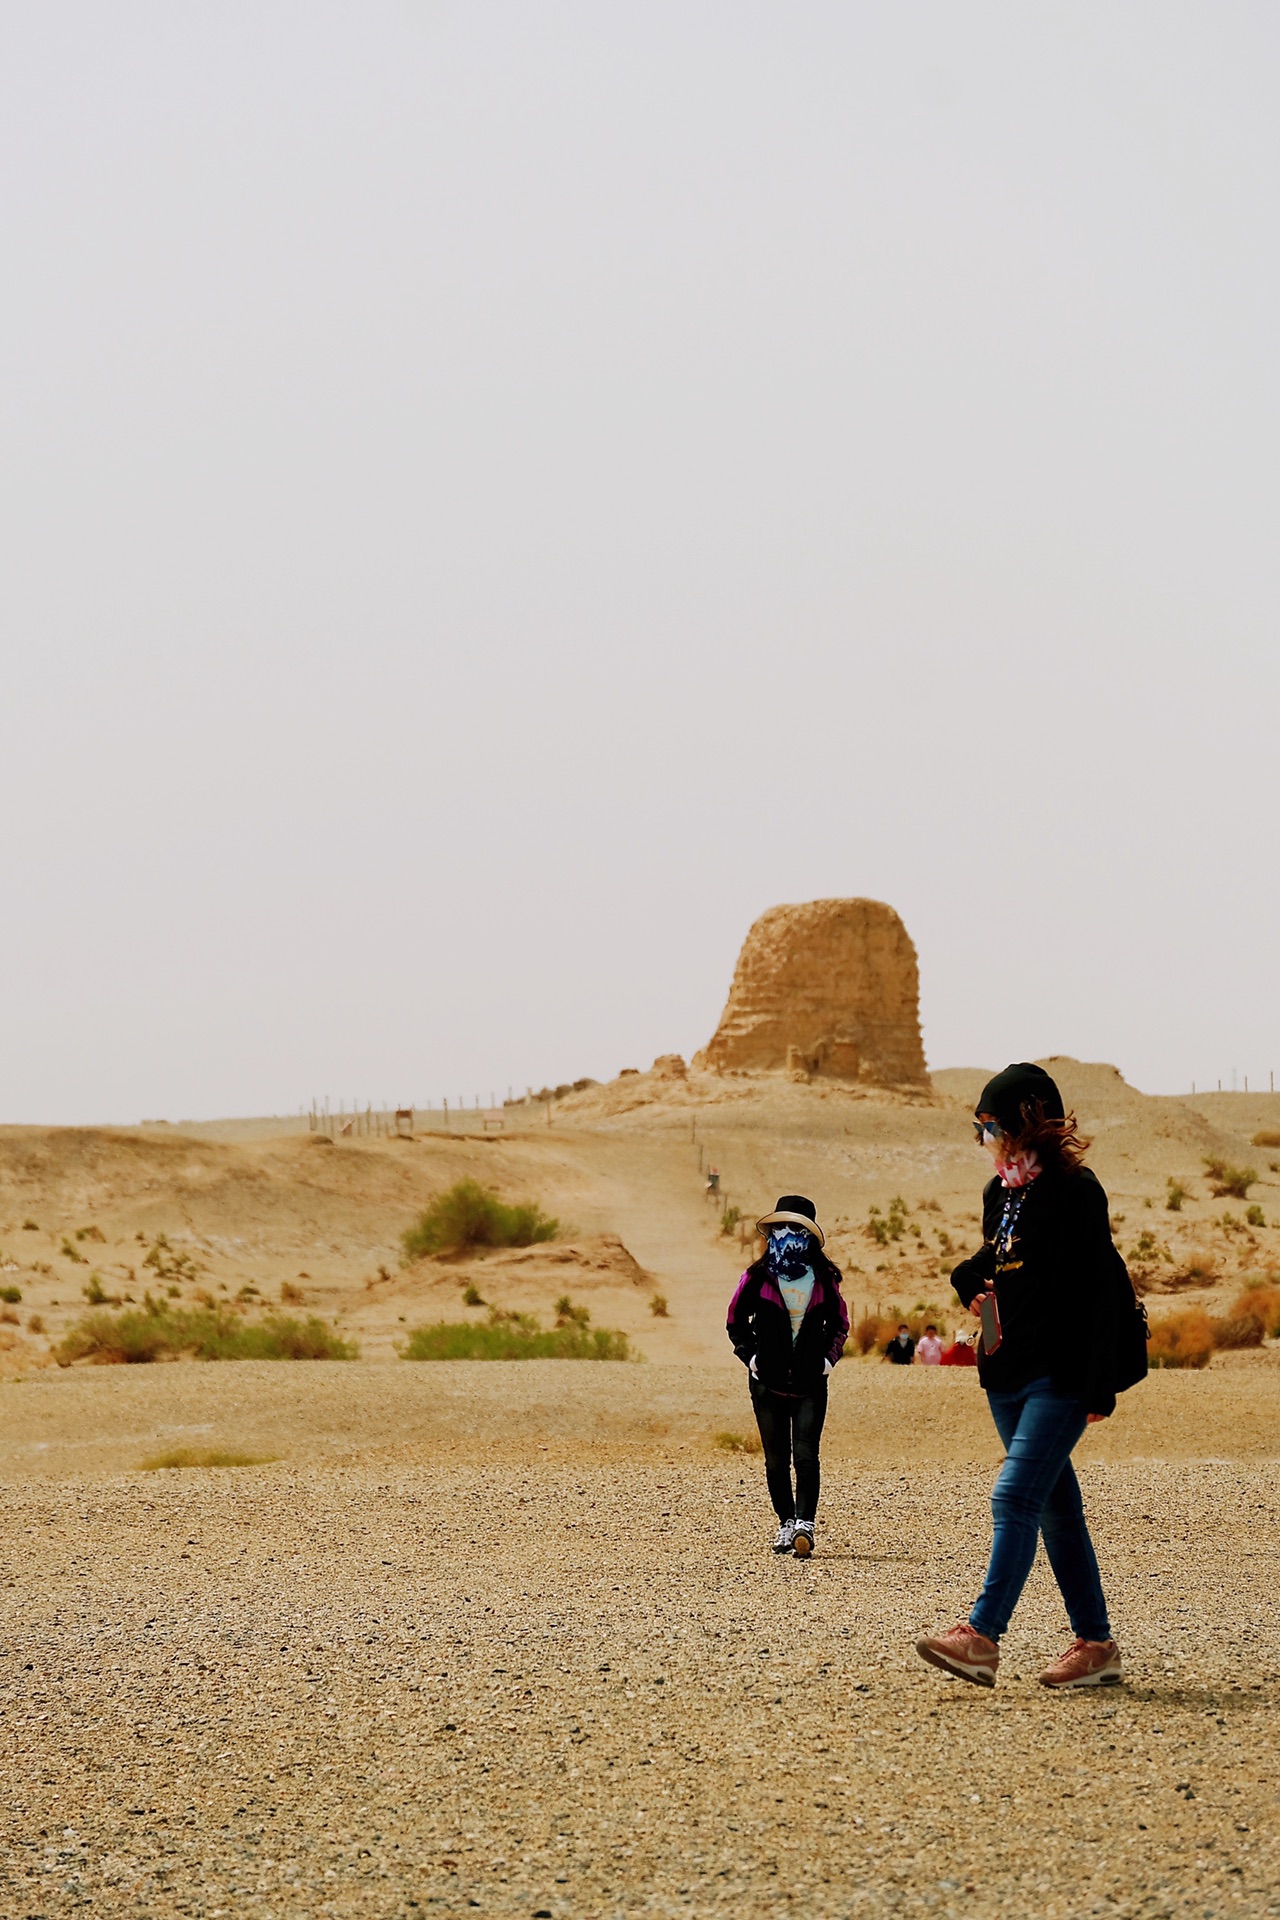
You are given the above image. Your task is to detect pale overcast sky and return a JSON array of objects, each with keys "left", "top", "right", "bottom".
[{"left": 3, "top": 3, "right": 1278, "bottom": 1122}]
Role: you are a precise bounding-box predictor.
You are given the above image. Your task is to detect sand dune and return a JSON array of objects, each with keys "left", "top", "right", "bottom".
[{"left": 2, "top": 1057, "right": 1275, "bottom": 1372}]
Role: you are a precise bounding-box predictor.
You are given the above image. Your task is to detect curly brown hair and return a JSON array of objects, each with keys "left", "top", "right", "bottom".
[{"left": 1004, "top": 1099, "right": 1091, "bottom": 1171}]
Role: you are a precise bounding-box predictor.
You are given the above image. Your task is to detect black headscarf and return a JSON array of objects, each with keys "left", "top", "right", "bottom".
[{"left": 975, "top": 1062, "right": 1065, "bottom": 1135}]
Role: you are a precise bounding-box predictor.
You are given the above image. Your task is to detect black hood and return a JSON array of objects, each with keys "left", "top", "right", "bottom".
[{"left": 976, "top": 1062, "right": 1065, "bottom": 1134}]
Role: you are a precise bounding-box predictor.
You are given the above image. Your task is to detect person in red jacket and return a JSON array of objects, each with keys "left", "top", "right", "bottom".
[
  {"left": 940, "top": 1331, "right": 977, "bottom": 1367},
  {"left": 726, "top": 1194, "right": 848, "bottom": 1558}
]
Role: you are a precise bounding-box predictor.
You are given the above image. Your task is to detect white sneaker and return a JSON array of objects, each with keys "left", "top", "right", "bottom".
[
  {"left": 792, "top": 1520, "right": 815, "bottom": 1558},
  {"left": 772, "top": 1519, "right": 796, "bottom": 1554}
]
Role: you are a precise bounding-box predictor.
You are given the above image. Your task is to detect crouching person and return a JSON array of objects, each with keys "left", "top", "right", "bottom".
[{"left": 726, "top": 1195, "right": 849, "bottom": 1557}]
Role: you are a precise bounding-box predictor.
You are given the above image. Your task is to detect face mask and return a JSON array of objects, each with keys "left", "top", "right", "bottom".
[
  {"left": 766, "top": 1226, "right": 812, "bottom": 1278},
  {"left": 995, "top": 1148, "right": 1042, "bottom": 1189}
]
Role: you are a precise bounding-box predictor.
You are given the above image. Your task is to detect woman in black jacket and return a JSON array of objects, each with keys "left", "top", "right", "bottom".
[
  {"left": 726, "top": 1194, "right": 849, "bottom": 1558},
  {"left": 915, "top": 1064, "right": 1136, "bottom": 1691}
]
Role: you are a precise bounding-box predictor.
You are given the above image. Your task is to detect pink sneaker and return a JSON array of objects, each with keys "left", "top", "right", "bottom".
[
  {"left": 914, "top": 1622, "right": 999, "bottom": 1688},
  {"left": 1039, "top": 1639, "right": 1123, "bottom": 1689}
]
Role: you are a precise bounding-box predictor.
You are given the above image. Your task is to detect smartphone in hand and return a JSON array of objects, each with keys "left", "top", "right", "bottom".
[{"left": 979, "top": 1291, "right": 1002, "bottom": 1357}]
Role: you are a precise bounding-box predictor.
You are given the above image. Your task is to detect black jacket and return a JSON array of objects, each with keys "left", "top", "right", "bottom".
[
  {"left": 726, "top": 1256, "right": 849, "bottom": 1394},
  {"left": 949, "top": 1164, "right": 1138, "bottom": 1418}
]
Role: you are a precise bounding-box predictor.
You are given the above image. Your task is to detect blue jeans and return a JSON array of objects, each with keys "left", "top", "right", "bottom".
[{"left": 969, "top": 1377, "right": 1111, "bottom": 1643}]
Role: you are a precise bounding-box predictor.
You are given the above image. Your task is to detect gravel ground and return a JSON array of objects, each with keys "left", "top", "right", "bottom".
[{"left": 3, "top": 1364, "right": 1279, "bottom": 1920}]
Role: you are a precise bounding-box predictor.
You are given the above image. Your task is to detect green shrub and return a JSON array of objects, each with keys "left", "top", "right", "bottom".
[
  {"left": 1245, "top": 1205, "right": 1266, "bottom": 1228},
  {"left": 59, "top": 1238, "right": 86, "bottom": 1264},
  {"left": 401, "top": 1179, "right": 558, "bottom": 1259},
  {"left": 714, "top": 1431, "right": 762, "bottom": 1455},
  {"left": 400, "top": 1319, "right": 631, "bottom": 1360},
  {"left": 1203, "top": 1158, "right": 1257, "bottom": 1199},
  {"left": 1165, "top": 1180, "right": 1187, "bottom": 1212},
  {"left": 554, "top": 1294, "right": 591, "bottom": 1328},
  {"left": 0, "top": 1286, "right": 21, "bottom": 1305},
  {"left": 720, "top": 1206, "right": 742, "bottom": 1237},
  {"left": 54, "top": 1303, "right": 357, "bottom": 1366},
  {"left": 461, "top": 1283, "right": 486, "bottom": 1307},
  {"left": 649, "top": 1292, "right": 669, "bottom": 1317},
  {"left": 140, "top": 1448, "right": 277, "bottom": 1470}
]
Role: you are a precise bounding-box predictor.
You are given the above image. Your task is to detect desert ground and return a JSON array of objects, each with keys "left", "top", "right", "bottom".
[{"left": 3, "top": 1059, "right": 1279, "bottom": 1917}]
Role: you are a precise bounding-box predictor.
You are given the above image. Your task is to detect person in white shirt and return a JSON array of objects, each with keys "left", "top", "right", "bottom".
[{"left": 916, "top": 1324, "right": 945, "bottom": 1366}]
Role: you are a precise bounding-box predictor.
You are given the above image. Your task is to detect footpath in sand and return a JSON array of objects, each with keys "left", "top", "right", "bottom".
[{"left": 3, "top": 1358, "right": 1279, "bottom": 1920}]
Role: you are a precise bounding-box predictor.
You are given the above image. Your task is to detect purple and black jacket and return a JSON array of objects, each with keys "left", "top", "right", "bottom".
[{"left": 726, "top": 1257, "right": 850, "bottom": 1396}]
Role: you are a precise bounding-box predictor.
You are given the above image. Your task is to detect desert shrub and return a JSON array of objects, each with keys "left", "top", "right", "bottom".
[
  {"left": 1165, "top": 1251, "right": 1219, "bottom": 1290},
  {"left": 57, "top": 1308, "right": 173, "bottom": 1365},
  {"left": 1245, "top": 1205, "right": 1266, "bottom": 1229},
  {"left": 0, "top": 1285, "right": 21, "bottom": 1304},
  {"left": 81, "top": 1274, "right": 119, "bottom": 1306},
  {"left": 59, "top": 1238, "right": 86, "bottom": 1264},
  {"left": 143, "top": 1235, "right": 199, "bottom": 1283},
  {"left": 74, "top": 1225, "right": 105, "bottom": 1244},
  {"left": 714, "top": 1431, "right": 762, "bottom": 1455},
  {"left": 21, "top": 1219, "right": 38, "bottom": 1231},
  {"left": 54, "top": 1303, "right": 357, "bottom": 1366},
  {"left": 280, "top": 1280, "right": 305, "bottom": 1304},
  {"left": 217, "top": 1315, "right": 356, "bottom": 1360},
  {"left": 1165, "top": 1180, "right": 1187, "bottom": 1212},
  {"left": 649, "top": 1292, "right": 669, "bottom": 1317},
  {"left": 461, "top": 1283, "right": 485, "bottom": 1307},
  {"left": 720, "top": 1206, "right": 742, "bottom": 1237},
  {"left": 1209, "top": 1311, "right": 1264, "bottom": 1350},
  {"left": 140, "top": 1448, "right": 277, "bottom": 1471},
  {"left": 1232, "top": 1283, "right": 1280, "bottom": 1338},
  {"left": 1203, "top": 1158, "right": 1257, "bottom": 1199},
  {"left": 1147, "top": 1310, "right": 1214, "bottom": 1369},
  {"left": 400, "top": 1319, "right": 631, "bottom": 1360},
  {"left": 401, "top": 1179, "right": 558, "bottom": 1259},
  {"left": 555, "top": 1295, "right": 591, "bottom": 1328},
  {"left": 0, "top": 1307, "right": 18, "bottom": 1326},
  {"left": 1251, "top": 1131, "right": 1280, "bottom": 1148},
  {"left": 27, "top": 1314, "right": 44, "bottom": 1334}
]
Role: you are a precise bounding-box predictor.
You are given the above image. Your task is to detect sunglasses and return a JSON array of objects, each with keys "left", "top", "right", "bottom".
[{"left": 973, "top": 1120, "right": 1004, "bottom": 1144}]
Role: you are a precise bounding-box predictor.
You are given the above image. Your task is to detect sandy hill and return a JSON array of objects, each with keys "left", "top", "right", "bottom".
[{"left": 1, "top": 1058, "right": 1277, "bottom": 1372}]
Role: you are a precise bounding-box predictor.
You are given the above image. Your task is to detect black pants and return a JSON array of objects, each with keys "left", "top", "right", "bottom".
[{"left": 750, "top": 1376, "right": 828, "bottom": 1522}]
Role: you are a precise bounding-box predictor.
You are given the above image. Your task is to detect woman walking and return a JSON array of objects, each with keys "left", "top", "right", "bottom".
[
  {"left": 915, "top": 1063, "right": 1145, "bottom": 1690},
  {"left": 726, "top": 1194, "right": 848, "bottom": 1557}
]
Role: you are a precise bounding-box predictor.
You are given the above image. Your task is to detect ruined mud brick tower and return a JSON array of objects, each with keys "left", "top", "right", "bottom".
[{"left": 696, "top": 898, "right": 928, "bottom": 1087}]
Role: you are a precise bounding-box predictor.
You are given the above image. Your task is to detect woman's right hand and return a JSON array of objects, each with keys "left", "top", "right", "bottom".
[{"left": 969, "top": 1283, "right": 994, "bottom": 1320}]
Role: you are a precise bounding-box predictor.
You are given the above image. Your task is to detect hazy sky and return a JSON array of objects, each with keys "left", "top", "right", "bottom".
[{"left": 3, "top": 3, "right": 1278, "bottom": 1122}]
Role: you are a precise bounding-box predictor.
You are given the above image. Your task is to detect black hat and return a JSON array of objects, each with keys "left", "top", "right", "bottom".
[
  {"left": 976, "top": 1063, "right": 1065, "bottom": 1135},
  {"left": 755, "top": 1193, "right": 824, "bottom": 1248}
]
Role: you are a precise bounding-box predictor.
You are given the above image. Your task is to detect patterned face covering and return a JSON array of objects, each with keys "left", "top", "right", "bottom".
[
  {"left": 766, "top": 1226, "right": 813, "bottom": 1278},
  {"left": 994, "top": 1148, "right": 1042, "bottom": 1190}
]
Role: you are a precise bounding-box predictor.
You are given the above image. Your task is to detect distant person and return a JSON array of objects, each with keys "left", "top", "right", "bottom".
[
  {"left": 883, "top": 1323, "right": 915, "bottom": 1364},
  {"left": 916, "top": 1324, "right": 944, "bottom": 1366},
  {"left": 940, "top": 1330, "right": 977, "bottom": 1367},
  {"left": 915, "top": 1064, "right": 1147, "bottom": 1692},
  {"left": 726, "top": 1194, "right": 848, "bottom": 1558}
]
